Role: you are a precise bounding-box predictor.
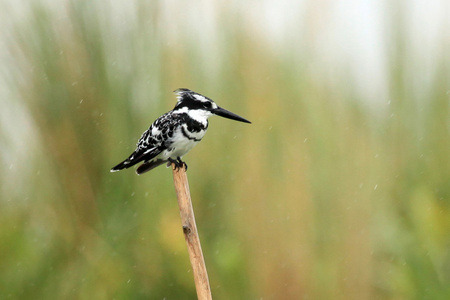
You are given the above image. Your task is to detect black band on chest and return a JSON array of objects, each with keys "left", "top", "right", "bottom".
[{"left": 181, "top": 126, "right": 202, "bottom": 142}]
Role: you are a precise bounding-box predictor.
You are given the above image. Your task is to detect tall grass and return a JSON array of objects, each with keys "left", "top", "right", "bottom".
[{"left": 1, "top": 1, "right": 449, "bottom": 299}]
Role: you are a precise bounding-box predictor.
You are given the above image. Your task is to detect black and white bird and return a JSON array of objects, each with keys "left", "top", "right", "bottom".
[{"left": 111, "top": 88, "right": 251, "bottom": 174}]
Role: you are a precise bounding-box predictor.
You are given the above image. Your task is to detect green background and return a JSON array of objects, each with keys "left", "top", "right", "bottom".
[{"left": 1, "top": 1, "right": 449, "bottom": 299}]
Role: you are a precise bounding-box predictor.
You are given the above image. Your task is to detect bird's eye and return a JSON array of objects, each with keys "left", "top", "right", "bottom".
[{"left": 203, "top": 102, "right": 212, "bottom": 108}]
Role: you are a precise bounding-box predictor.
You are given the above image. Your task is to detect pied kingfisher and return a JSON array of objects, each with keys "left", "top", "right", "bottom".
[{"left": 111, "top": 88, "right": 251, "bottom": 174}]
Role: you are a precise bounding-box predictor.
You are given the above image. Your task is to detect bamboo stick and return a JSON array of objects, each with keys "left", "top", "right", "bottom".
[{"left": 172, "top": 164, "right": 212, "bottom": 300}]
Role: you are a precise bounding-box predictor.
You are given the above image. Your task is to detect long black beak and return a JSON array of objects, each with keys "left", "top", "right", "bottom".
[{"left": 213, "top": 107, "right": 251, "bottom": 124}]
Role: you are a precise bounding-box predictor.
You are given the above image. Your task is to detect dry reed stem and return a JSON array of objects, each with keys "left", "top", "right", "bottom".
[{"left": 172, "top": 164, "right": 212, "bottom": 300}]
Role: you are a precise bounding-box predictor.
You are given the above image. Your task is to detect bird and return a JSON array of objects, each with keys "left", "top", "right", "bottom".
[{"left": 111, "top": 88, "right": 251, "bottom": 175}]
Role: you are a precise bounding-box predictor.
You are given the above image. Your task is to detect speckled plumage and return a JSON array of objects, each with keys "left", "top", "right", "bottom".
[{"left": 111, "top": 88, "right": 251, "bottom": 175}]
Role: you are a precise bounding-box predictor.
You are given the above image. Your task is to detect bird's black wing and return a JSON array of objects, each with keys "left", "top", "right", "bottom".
[
  {"left": 135, "top": 159, "right": 167, "bottom": 175},
  {"left": 110, "top": 111, "right": 177, "bottom": 172}
]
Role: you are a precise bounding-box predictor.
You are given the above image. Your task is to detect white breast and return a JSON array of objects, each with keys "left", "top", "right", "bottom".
[{"left": 161, "top": 126, "right": 206, "bottom": 160}]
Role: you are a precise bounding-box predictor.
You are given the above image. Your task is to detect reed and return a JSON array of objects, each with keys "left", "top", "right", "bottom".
[{"left": 172, "top": 164, "right": 212, "bottom": 300}]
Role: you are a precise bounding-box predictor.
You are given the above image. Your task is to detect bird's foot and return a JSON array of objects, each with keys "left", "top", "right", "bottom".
[
  {"left": 169, "top": 157, "right": 188, "bottom": 171},
  {"left": 177, "top": 157, "right": 188, "bottom": 170}
]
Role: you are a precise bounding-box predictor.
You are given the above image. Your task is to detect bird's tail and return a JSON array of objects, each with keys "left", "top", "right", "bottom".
[
  {"left": 110, "top": 159, "right": 132, "bottom": 172},
  {"left": 111, "top": 147, "right": 162, "bottom": 173},
  {"left": 110, "top": 154, "right": 142, "bottom": 172},
  {"left": 135, "top": 159, "right": 167, "bottom": 175}
]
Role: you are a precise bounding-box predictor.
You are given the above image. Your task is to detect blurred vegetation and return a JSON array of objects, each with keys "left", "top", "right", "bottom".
[{"left": 1, "top": 0, "right": 449, "bottom": 299}]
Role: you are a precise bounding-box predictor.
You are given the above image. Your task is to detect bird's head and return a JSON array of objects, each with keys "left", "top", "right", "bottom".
[{"left": 173, "top": 88, "right": 251, "bottom": 124}]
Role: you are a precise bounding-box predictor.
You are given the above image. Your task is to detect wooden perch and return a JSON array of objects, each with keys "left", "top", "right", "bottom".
[{"left": 172, "top": 164, "right": 212, "bottom": 300}]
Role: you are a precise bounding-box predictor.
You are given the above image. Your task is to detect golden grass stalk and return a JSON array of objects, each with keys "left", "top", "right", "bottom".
[{"left": 171, "top": 164, "right": 212, "bottom": 300}]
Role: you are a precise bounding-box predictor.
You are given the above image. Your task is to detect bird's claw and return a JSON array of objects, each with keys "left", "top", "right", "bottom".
[{"left": 169, "top": 158, "right": 188, "bottom": 171}]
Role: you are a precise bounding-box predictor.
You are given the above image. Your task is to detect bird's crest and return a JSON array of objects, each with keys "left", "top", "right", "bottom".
[
  {"left": 174, "top": 88, "right": 213, "bottom": 105},
  {"left": 174, "top": 88, "right": 193, "bottom": 103}
]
